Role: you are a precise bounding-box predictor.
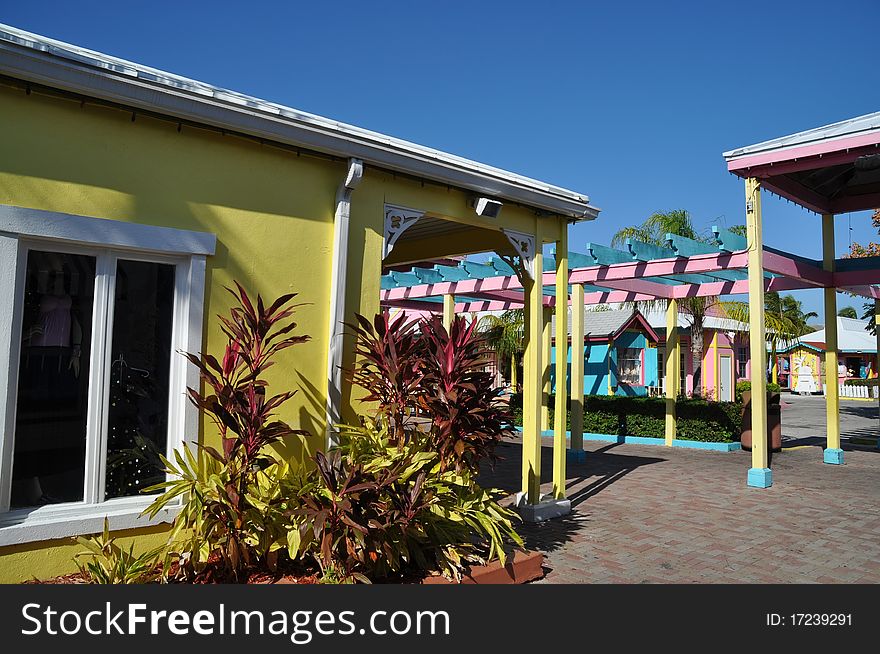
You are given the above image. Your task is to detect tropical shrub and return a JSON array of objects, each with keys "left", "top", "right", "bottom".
[
  {"left": 286, "top": 422, "right": 523, "bottom": 582},
  {"left": 513, "top": 394, "right": 744, "bottom": 443},
  {"left": 74, "top": 518, "right": 162, "bottom": 584},
  {"left": 844, "top": 378, "right": 879, "bottom": 387},
  {"left": 349, "top": 312, "right": 424, "bottom": 444},
  {"left": 417, "top": 316, "right": 512, "bottom": 473},
  {"left": 348, "top": 313, "right": 512, "bottom": 474},
  {"left": 144, "top": 284, "right": 310, "bottom": 581},
  {"left": 735, "top": 380, "right": 781, "bottom": 402}
]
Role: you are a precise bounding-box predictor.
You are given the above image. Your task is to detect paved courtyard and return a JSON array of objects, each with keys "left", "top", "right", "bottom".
[
  {"left": 480, "top": 396, "right": 880, "bottom": 583},
  {"left": 780, "top": 392, "right": 879, "bottom": 445}
]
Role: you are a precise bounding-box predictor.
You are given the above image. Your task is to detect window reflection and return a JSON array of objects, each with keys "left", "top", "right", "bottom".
[
  {"left": 11, "top": 251, "right": 95, "bottom": 508},
  {"left": 104, "top": 260, "right": 174, "bottom": 500}
]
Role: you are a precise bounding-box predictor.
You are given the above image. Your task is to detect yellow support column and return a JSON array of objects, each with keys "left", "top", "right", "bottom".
[
  {"left": 521, "top": 229, "right": 544, "bottom": 504},
  {"left": 553, "top": 230, "right": 569, "bottom": 499},
  {"left": 522, "top": 281, "right": 532, "bottom": 496},
  {"left": 664, "top": 298, "right": 679, "bottom": 446},
  {"left": 510, "top": 354, "right": 517, "bottom": 390},
  {"left": 542, "top": 306, "right": 552, "bottom": 432},
  {"left": 822, "top": 213, "right": 844, "bottom": 464},
  {"left": 746, "top": 177, "right": 771, "bottom": 487},
  {"left": 569, "top": 283, "right": 585, "bottom": 457},
  {"left": 442, "top": 293, "right": 454, "bottom": 332},
  {"left": 771, "top": 343, "right": 778, "bottom": 385},
  {"left": 712, "top": 331, "right": 719, "bottom": 398}
]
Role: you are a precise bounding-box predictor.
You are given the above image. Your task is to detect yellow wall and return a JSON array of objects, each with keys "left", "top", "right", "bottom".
[{"left": 0, "top": 81, "right": 552, "bottom": 581}]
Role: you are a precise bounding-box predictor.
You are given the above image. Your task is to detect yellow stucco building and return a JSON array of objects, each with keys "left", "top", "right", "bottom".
[{"left": 0, "top": 25, "right": 597, "bottom": 581}]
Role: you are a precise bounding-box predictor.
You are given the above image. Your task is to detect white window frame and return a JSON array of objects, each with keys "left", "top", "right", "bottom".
[
  {"left": 0, "top": 205, "right": 215, "bottom": 545},
  {"left": 617, "top": 347, "right": 642, "bottom": 386},
  {"left": 737, "top": 346, "right": 749, "bottom": 380}
]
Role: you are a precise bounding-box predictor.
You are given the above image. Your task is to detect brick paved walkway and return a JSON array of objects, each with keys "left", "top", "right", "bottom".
[{"left": 479, "top": 439, "right": 880, "bottom": 583}]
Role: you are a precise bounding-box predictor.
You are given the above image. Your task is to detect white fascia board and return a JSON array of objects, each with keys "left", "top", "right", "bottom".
[
  {"left": 723, "top": 111, "right": 880, "bottom": 161},
  {"left": 0, "top": 27, "right": 599, "bottom": 220}
]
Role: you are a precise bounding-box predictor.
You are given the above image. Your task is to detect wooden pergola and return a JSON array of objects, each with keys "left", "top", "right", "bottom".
[
  {"left": 380, "top": 111, "right": 880, "bottom": 509},
  {"left": 725, "top": 111, "right": 880, "bottom": 486}
]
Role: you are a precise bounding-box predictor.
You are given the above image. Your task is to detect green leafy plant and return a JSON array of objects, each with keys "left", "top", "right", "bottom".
[
  {"left": 348, "top": 313, "right": 512, "bottom": 474},
  {"left": 418, "top": 316, "right": 512, "bottom": 473},
  {"left": 286, "top": 422, "right": 523, "bottom": 582},
  {"left": 74, "top": 518, "right": 162, "bottom": 584},
  {"left": 844, "top": 378, "right": 879, "bottom": 387},
  {"left": 144, "top": 283, "right": 310, "bottom": 581},
  {"left": 514, "top": 393, "right": 745, "bottom": 443},
  {"left": 348, "top": 312, "right": 424, "bottom": 444},
  {"left": 735, "top": 380, "right": 781, "bottom": 403}
]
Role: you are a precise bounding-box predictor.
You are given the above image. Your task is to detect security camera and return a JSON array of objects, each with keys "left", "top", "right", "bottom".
[{"left": 474, "top": 197, "right": 503, "bottom": 218}]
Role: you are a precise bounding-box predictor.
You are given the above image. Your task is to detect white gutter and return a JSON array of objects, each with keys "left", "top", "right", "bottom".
[{"left": 326, "top": 158, "right": 364, "bottom": 446}]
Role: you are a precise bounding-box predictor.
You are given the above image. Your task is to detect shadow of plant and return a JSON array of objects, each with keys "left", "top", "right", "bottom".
[{"left": 478, "top": 440, "right": 665, "bottom": 556}]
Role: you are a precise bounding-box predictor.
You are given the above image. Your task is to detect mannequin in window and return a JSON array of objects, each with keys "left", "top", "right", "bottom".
[
  {"left": 13, "top": 253, "right": 88, "bottom": 507},
  {"left": 21, "top": 253, "right": 83, "bottom": 382}
]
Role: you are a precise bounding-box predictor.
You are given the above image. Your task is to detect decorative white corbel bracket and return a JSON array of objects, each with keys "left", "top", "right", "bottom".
[
  {"left": 501, "top": 228, "right": 537, "bottom": 280},
  {"left": 383, "top": 204, "right": 424, "bottom": 259}
]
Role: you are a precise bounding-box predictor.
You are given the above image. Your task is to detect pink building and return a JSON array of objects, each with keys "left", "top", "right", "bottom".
[{"left": 644, "top": 310, "right": 750, "bottom": 401}]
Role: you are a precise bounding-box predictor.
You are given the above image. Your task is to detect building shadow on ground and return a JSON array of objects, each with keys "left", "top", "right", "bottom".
[
  {"left": 781, "top": 434, "right": 878, "bottom": 452},
  {"left": 478, "top": 440, "right": 665, "bottom": 553},
  {"left": 839, "top": 403, "right": 880, "bottom": 419}
]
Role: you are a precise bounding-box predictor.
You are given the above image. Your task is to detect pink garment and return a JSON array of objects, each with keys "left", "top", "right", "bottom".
[{"left": 31, "top": 294, "right": 72, "bottom": 347}]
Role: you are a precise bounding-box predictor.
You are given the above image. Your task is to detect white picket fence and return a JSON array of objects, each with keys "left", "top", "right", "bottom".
[{"left": 823, "top": 385, "right": 879, "bottom": 399}]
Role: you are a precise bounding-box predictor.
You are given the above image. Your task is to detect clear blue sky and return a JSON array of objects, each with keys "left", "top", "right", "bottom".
[{"left": 4, "top": 0, "right": 879, "bottom": 320}]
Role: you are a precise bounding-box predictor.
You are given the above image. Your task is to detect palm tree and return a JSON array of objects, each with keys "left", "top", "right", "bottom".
[
  {"left": 721, "top": 292, "right": 815, "bottom": 384},
  {"left": 480, "top": 309, "right": 523, "bottom": 389},
  {"left": 838, "top": 306, "right": 859, "bottom": 319},
  {"left": 765, "top": 292, "right": 818, "bottom": 337},
  {"left": 611, "top": 209, "right": 719, "bottom": 397}
]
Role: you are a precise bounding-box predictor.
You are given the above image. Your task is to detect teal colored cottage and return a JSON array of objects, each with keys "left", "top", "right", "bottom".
[{"left": 552, "top": 309, "right": 660, "bottom": 397}]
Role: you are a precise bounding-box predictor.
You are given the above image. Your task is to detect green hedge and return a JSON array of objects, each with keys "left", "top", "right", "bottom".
[
  {"left": 844, "top": 378, "right": 879, "bottom": 387},
  {"left": 511, "top": 394, "right": 743, "bottom": 443}
]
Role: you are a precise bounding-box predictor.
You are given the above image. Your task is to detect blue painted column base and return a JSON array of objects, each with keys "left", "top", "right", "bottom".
[
  {"left": 747, "top": 467, "right": 773, "bottom": 488},
  {"left": 823, "top": 448, "right": 845, "bottom": 465},
  {"left": 566, "top": 449, "right": 587, "bottom": 463}
]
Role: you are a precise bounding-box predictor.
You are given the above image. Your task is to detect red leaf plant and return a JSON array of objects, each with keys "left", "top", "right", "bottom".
[
  {"left": 348, "top": 312, "right": 512, "bottom": 473},
  {"left": 150, "top": 282, "right": 310, "bottom": 579},
  {"left": 348, "top": 312, "right": 425, "bottom": 446}
]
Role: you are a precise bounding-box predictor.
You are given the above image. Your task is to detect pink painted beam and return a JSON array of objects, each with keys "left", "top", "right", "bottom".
[
  {"left": 834, "top": 269, "right": 880, "bottom": 287},
  {"left": 585, "top": 277, "right": 672, "bottom": 298},
  {"left": 381, "top": 275, "right": 523, "bottom": 302},
  {"left": 831, "top": 192, "right": 880, "bottom": 214},
  {"left": 841, "top": 286, "right": 880, "bottom": 299},
  {"left": 762, "top": 250, "right": 832, "bottom": 287},
  {"left": 732, "top": 144, "right": 880, "bottom": 179},
  {"left": 563, "top": 290, "right": 659, "bottom": 305},
  {"left": 382, "top": 247, "right": 835, "bottom": 312},
  {"left": 455, "top": 288, "right": 539, "bottom": 305},
  {"left": 381, "top": 299, "right": 443, "bottom": 313},
  {"left": 761, "top": 177, "right": 831, "bottom": 215},
  {"left": 569, "top": 250, "right": 750, "bottom": 285},
  {"left": 455, "top": 300, "right": 521, "bottom": 312},
  {"left": 727, "top": 132, "right": 880, "bottom": 175},
  {"left": 672, "top": 275, "right": 815, "bottom": 299}
]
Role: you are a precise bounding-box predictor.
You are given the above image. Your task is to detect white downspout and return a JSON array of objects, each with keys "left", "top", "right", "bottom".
[{"left": 326, "top": 158, "right": 364, "bottom": 448}]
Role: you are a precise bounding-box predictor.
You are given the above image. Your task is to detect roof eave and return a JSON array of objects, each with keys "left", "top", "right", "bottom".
[{"left": 0, "top": 36, "right": 598, "bottom": 221}]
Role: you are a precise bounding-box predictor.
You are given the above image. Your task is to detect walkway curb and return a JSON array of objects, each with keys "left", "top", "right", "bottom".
[{"left": 516, "top": 427, "right": 741, "bottom": 452}]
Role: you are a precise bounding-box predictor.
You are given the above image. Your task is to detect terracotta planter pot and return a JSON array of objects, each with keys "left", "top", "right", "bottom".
[
  {"left": 740, "top": 390, "right": 782, "bottom": 452},
  {"left": 422, "top": 550, "right": 545, "bottom": 585}
]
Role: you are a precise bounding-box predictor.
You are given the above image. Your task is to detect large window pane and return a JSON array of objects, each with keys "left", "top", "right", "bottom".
[
  {"left": 105, "top": 260, "right": 175, "bottom": 499},
  {"left": 11, "top": 251, "right": 96, "bottom": 508}
]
